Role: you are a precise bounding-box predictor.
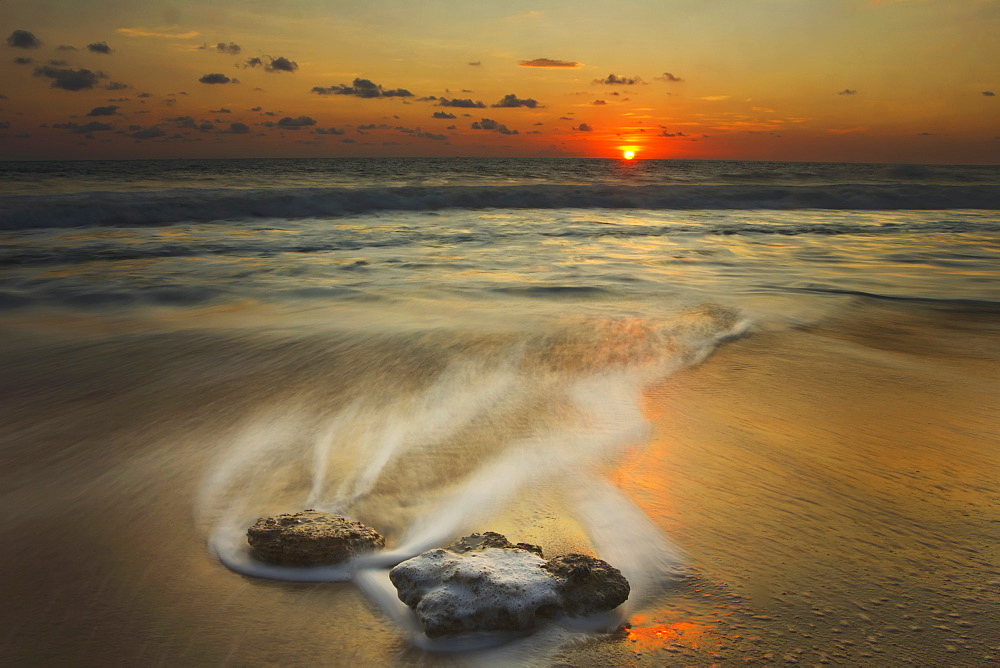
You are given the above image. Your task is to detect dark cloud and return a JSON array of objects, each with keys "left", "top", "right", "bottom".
[
  {"left": 129, "top": 126, "right": 166, "bottom": 139},
  {"left": 415, "top": 132, "right": 446, "bottom": 140},
  {"left": 250, "top": 106, "right": 262, "bottom": 111},
  {"left": 658, "top": 130, "right": 685, "bottom": 137},
  {"left": 136, "top": 92, "right": 152, "bottom": 98},
  {"left": 53, "top": 121, "right": 114, "bottom": 134},
  {"left": 243, "top": 55, "right": 298, "bottom": 73},
  {"left": 593, "top": 74, "right": 644, "bottom": 85},
  {"left": 470, "top": 118, "right": 517, "bottom": 135},
  {"left": 657, "top": 72, "right": 683, "bottom": 82},
  {"left": 311, "top": 78, "right": 413, "bottom": 98},
  {"left": 432, "top": 111, "right": 457, "bottom": 119},
  {"left": 276, "top": 115, "right": 316, "bottom": 129},
  {"left": 56, "top": 45, "right": 77, "bottom": 51},
  {"left": 492, "top": 93, "right": 539, "bottom": 108},
  {"left": 198, "top": 121, "right": 214, "bottom": 131},
  {"left": 13, "top": 57, "right": 32, "bottom": 65},
  {"left": 164, "top": 115, "right": 198, "bottom": 129},
  {"left": 519, "top": 58, "right": 581, "bottom": 68},
  {"left": 7, "top": 30, "right": 41, "bottom": 49},
  {"left": 87, "top": 41, "right": 113, "bottom": 54},
  {"left": 439, "top": 97, "right": 485, "bottom": 108},
  {"left": 314, "top": 126, "right": 345, "bottom": 135},
  {"left": 838, "top": 89, "right": 857, "bottom": 95},
  {"left": 86, "top": 105, "right": 119, "bottom": 116},
  {"left": 559, "top": 116, "right": 572, "bottom": 120},
  {"left": 0, "top": 121, "right": 10, "bottom": 129},
  {"left": 34, "top": 66, "right": 106, "bottom": 91},
  {"left": 210, "top": 107, "right": 231, "bottom": 113},
  {"left": 592, "top": 99, "right": 606, "bottom": 105},
  {"left": 201, "top": 42, "right": 241, "bottom": 54},
  {"left": 47, "top": 59, "right": 68, "bottom": 66},
  {"left": 468, "top": 61, "right": 481, "bottom": 66},
  {"left": 199, "top": 73, "right": 237, "bottom": 84},
  {"left": 224, "top": 122, "right": 250, "bottom": 134},
  {"left": 105, "top": 81, "right": 129, "bottom": 90},
  {"left": 575, "top": 123, "right": 592, "bottom": 132},
  {"left": 983, "top": 91, "right": 996, "bottom": 97}
]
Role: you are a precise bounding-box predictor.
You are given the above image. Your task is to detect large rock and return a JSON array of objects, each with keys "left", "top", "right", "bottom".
[
  {"left": 247, "top": 510, "right": 384, "bottom": 566},
  {"left": 388, "top": 532, "right": 629, "bottom": 638}
]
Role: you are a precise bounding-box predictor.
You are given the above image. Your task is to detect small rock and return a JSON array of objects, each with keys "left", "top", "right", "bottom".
[
  {"left": 247, "top": 510, "right": 384, "bottom": 566},
  {"left": 446, "top": 531, "right": 544, "bottom": 557}
]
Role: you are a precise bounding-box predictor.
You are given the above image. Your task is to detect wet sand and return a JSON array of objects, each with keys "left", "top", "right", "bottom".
[{"left": 2, "top": 298, "right": 998, "bottom": 666}]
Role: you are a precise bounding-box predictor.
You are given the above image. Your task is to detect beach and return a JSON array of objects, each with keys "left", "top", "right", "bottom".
[{"left": 1, "top": 158, "right": 998, "bottom": 665}]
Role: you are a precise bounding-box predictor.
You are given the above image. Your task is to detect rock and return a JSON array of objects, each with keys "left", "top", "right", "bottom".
[
  {"left": 542, "top": 553, "right": 631, "bottom": 616},
  {"left": 446, "top": 531, "right": 544, "bottom": 557},
  {"left": 388, "top": 533, "right": 630, "bottom": 638},
  {"left": 246, "top": 510, "right": 384, "bottom": 566},
  {"left": 389, "top": 547, "right": 561, "bottom": 638}
]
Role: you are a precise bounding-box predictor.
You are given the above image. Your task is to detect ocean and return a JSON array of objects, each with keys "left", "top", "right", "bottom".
[{"left": 1, "top": 158, "right": 998, "bottom": 665}]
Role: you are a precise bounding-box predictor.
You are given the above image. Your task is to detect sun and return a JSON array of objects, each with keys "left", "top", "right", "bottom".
[{"left": 622, "top": 150, "right": 636, "bottom": 160}]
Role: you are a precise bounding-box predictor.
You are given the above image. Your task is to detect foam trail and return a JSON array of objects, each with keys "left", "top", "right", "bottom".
[
  {"left": 570, "top": 474, "right": 684, "bottom": 612},
  {"left": 305, "top": 404, "right": 359, "bottom": 508}
]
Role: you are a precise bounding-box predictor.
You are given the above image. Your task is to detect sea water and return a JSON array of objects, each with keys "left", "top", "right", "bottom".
[{"left": 1, "top": 158, "right": 998, "bottom": 665}]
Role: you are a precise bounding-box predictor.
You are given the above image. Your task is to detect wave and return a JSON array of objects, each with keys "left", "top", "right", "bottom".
[{"left": 2, "top": 183, "right": 999, "bottom": 229}]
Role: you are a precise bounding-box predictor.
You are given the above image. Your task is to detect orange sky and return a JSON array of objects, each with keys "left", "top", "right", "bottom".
[{"left": 1, "top": 0, "right": 998, "bottom": 162}]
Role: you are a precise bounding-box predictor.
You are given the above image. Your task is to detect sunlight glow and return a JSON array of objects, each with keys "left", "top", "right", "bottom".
[{"left": 623, "top": 150, "right": 636, "bottom": 160}]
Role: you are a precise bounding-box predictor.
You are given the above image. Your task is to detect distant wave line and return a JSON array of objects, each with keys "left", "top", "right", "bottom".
[{"left": 2, "top": 183, "right": 999, "bottom": 229}]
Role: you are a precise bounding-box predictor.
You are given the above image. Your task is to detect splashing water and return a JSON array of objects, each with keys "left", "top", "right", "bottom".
[{"left": 196, "top": 304, "right": 750, "bottom": 644}]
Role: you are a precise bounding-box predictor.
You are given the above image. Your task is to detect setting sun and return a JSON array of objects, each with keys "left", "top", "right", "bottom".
[{"left": 623, "top": 150, "right": 636, "bottom": 160}]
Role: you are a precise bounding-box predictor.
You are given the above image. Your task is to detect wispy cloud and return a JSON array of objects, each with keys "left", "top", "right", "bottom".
[
  {"left": 519, "top": 58, "right": 582, "bottom": 68},
  {"left": 116, "top": 28, "right": 200, "bottom": 39}
]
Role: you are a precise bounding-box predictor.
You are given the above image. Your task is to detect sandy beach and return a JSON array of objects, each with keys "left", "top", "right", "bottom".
[{"left": 2, "top": 295, "right": 996, "bottom": 666}]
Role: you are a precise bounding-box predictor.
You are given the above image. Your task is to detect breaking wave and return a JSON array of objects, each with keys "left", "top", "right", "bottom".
[{"left": 3, "top": 183, "right": 999, "bottom": 229}]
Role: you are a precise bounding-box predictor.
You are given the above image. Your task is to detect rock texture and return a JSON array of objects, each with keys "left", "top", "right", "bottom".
[
  {"left": 247, "top": 510, "right": 384, "bottom": 566},
  {"left": 388, "top": 532, "right": 629, "bottom": 638}
]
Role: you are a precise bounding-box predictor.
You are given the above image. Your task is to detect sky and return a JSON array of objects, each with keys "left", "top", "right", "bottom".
[{"left": 1, "top": 0, "right": 998, "bottom": 163}]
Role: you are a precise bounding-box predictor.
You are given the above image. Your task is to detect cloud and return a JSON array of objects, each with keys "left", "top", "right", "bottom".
[
  {"left": 223, "top": 122, "right": 250, "bottom": 134},
  {"left": 471, "top": 118, "right": 517, "bottom": 135},
  {"left": 432, "top": 111, "right": 457, "bottom": 119},
  {"left": 575, "top": 123, "right": 592, "bottom": 131},
  {"left": 86, "top": 105, "right": 119, "bottom": 116},
  {"left": 13, "top": 57, "right": 32, "bottom": 65},
  {"left": 314, "top": 126, "right": 345, "bottom": 135},
  {"left": 492, "top": 93, "right": 539, "bottom": 108},
  {"left": 105, "top": 81, "right": 129, "bottom": 90},
  {"left": 210, "top": 107, "right": 231, "bottom": 113},
  {"left": 136, "top": 92, "right": 152, "bottom": 98},
  {"left": 242, "top": 55, "right": 298, "bottom": 73},
  {"left": 983, "top": 91, "right": 996, "bottom": 97},
  {"left": 519, "top": 58, "right": 581, "bottom": 68},
  {"left": 658, "top": 130, "right": 685, "bottom": 137},
  {"left": 7, "top": 30, "right": 41, "bottom": 49},
  {"left": 838, "top": 89, "right": 857, "bottom": 95},
  {"left": 468, "top": 61, "right": 481, "bottom": 66},
  {"left": 129, "top": 125, "right": 166, "bottom": 139},
  {"left": 53, "top": 121, "right": 114, "bottom": 134},
  {"left": 199, "top": 73, "right": 237, "bottom": 84},
  {"left": 656, "top": 72, "right": 683, "bottom": 82},
  {"left": 439, "top": 97, "right": 485, "bottom": 108},
  {"left": 593, "top": 74, "right": 644, "bottom": 85},
  {"left": 415, "top": 132, "right": 446, "bottom": 140},
  {"left": 87, "top": 41, "right": 113, "bottom": 54},
  {"left": 699, "top": 95, "right": 730, "bottom": 101},
  {"left": 311, "top": 77, "right": 412, "bottom": 98},
  {"left": 34, "top": 66, "right": 106, "bottom": 91},
  {"left": 56, "top": 45, "right": 77, "bottom": 51},
  {"left": 592, "top": 99, "right": 606, "bottom": 105},
  {"left": 201, "top": 42, "right": 240, "bottom": 54},
  {"left": 276, "top": 115, "right": 316, "bottom": 129},
  {"left": 164, "top": 115, "right": 198, "bottom": 129},
  {"left": 116, "top": 28, "right": 200, "bottom": 39}
]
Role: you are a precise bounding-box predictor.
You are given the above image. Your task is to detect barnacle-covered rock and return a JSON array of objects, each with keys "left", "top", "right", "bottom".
[{"left": 247, "top": 510, "right": 384, "bottom": 566}]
